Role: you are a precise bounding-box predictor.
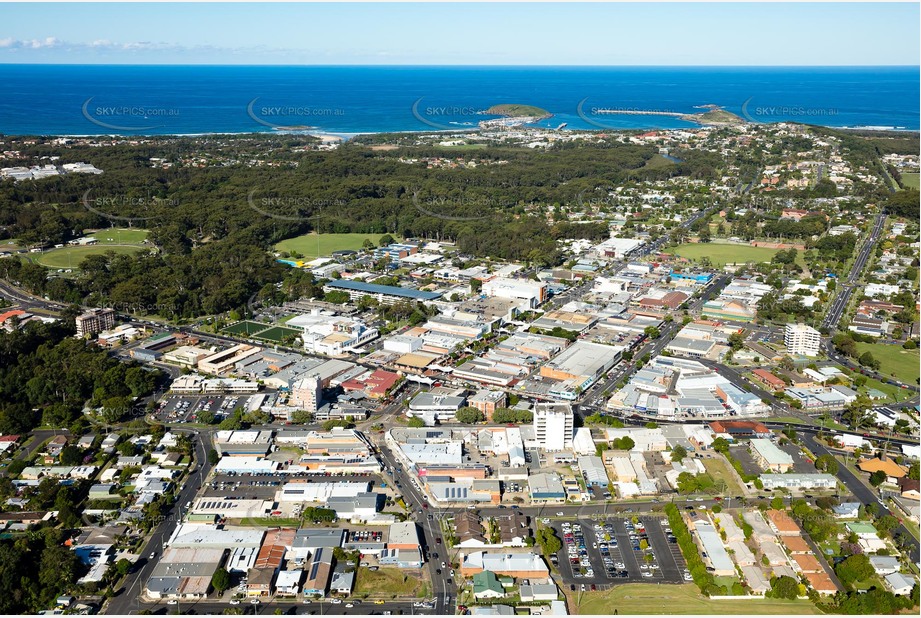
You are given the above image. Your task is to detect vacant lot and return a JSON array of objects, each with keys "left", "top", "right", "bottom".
[
  {"left": 353, "top": 567, "right": 425, "bottom": 599},
  {"left": 574, "top": 583, "right": 821, "bottom": 615},
  {"left": 276, "top": 232, "right": 393, "bottom": 258},
  {"left": 702, "top": 456, "right": 746, "bottom": 495},
  {"left": 855, "top": 342, "right": 920, "bottom": 384},
  {"left": 666, "top": 243, "right": 781, "bottom": 267},
  {"left": 34, "top": 244, "right": 147, "bottom": 269}
]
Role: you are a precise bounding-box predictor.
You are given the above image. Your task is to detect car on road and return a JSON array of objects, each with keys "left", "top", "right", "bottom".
[
  {"left": 250, "top": 599, "right": 260, "bottom": 605},
  {"left": 557, "top": 512, "right": 565, "bottom": 516},
  {"left": 345, "top": 603, "right": 354, "bottom": 608},
  {"left": 149, "top": 551, "right": 157, "bottom": 559},
  {"left": 329, "top": 599, "right": 342, "bottom": 604},
  {"left": 229, "top": 600, "right": 240, "bottom": 605},
  {"left": 167, "top": 600, "right": 178, "bottom": 605},
  {"left": 374, "top": 600, "right": 386, "bottom": 605}
]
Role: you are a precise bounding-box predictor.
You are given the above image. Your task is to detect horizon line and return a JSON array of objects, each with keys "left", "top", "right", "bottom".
[{"left": 0, "top": 63, "right": 919, "bottom": 68}]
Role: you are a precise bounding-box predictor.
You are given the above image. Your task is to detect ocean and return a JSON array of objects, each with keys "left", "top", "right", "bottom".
[{"left": 0, "top": 65, "right": 917, "bottom": 137}]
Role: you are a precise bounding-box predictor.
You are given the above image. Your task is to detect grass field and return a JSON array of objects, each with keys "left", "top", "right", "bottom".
[
  {"left": 252, "top": 325, "right": 301, "bottom": 343},
  {"left": 91, "top": 228, "right": 149, "bottom": 244},
  {"left": 275, "top": 232, "right": 394, "bottom": 259},
  {"left": 858, "top": 375, "right": 913, "bottom": 403},
  {"left": 353, "top": 567, "right": 425, "bottom": 599},
  {"left": 574, "top": 583, "right": 821, "bottom": 615},
  {"left": 854, "top": 342, "right": 920, "bottom": 385},
  {"left": 702, "top": 456, "right": 746, "bottom": 495},
  {"left": 901, "top": 172, "right": 920, "bottom": 189},
  {"left": 666, "top": 243, "right": 783, "bottom": 267},
  {"left": 33, "top": 244, "right": 146, "bottom": 269}
]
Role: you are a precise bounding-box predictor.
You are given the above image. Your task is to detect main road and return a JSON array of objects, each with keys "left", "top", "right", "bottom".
[
  {"left": 822, "top": 212, "right": 887, "bottom": 331},
  {"left": 105, "top": 428, "right": 215, "bottom": 615}
]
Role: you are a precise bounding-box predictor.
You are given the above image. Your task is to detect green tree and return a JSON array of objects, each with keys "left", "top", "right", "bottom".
[
  {"left": 407, "top": 416, "right": 425, "bottom": 428},
  {"left": 869, "top": 470, "right": 887, "bottom": 487},
  {"left": 208, "top": 448, "right": 220, "bottom": 465},
  {"left": 835, "top": 554, "right": 873, "bottom": 586},
  {"left": 767, "top": 575, "right": 800, "bottom": 600},
  {"left": 814, "top": 454, "right": 839, "bottom": 475},
  {"left": 455, "top": 407, "right": 485, "bottom": 424},
  {"left": 58, "top": 445, "right": 82, "bottom": 466},
  {"left": 211, "top": 568, "right": 231, "bottom": 593},
  {"left": 671, "top": 445, "right": 688, "bottom": 462},
  {"left": 291, "top": 409, "right": 314, "bottom": 424}
]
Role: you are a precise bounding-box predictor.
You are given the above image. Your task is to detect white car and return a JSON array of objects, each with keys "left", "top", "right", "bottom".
[
  {"left": 329, "top": 599, "right": 343, "bottom": 604},
  {"left": 557, "top": 512, "right": 565, "bottom": 516},
  {"left": 167, "top": 600, "right": 178, "bottom": 605},
  {"left": 345, "top": 603, "right": 354, "bottom": 608},
  {"left": 229, "top": 600, "right": 240, "bottom": 606},
  {"left": 250, "top": 599, "right": 260, "bottom": 605}
]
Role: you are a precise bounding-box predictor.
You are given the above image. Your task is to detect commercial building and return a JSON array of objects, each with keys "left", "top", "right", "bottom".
[
  {"left": 481, "top": 277, "right": 547, "bottom": 309},
  {"left": 323, "top": 279, "right": 441, "bottom": 305},
  {"left": 407, "top": 391, "right": 466, "bottom": 425},
  {"left": 198, "top": 344, "right": 262, "bottom": 375},
  {"left": 76, "top": 308, "right": 115, "bottom": 337},
  {"left": 528, "top": 472, "right": 566, "bottom": 503},
  {"left": 533, "top": 403, "right": 574, "bottom": 451},
  {"left": 784, "top": 323, "right": 821, "bottom": 356},
  {"left": 577, "top": 456, "right": 609, "bottom": 487},
  {"left": 145, "top": 547, "right": 225, "bottom": 599},
  {"left": 468, "top": 390, "right": 507, "bottom": 420},
  {"left": 540, "top": 341, "right": 622, "bottom": 398},
  {"left": 460, "top": 551, "right": 550, "bottom": 578}
]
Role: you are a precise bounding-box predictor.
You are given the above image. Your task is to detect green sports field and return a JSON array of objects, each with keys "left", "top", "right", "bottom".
[
  {"left": 666, "top": 242, "right": 782, "bottom": 267},
  {"left": 275, "top": 233, "right": 395, "bottom": 258},
  {"left": 222, "top": 321, "right": 301, "bottom": 343},
  {"left": 901, "top": 172, "right": 919, "bottom": 189},
  {"left": 854, "top": 341, "right": 920, "bottom": 384},
  {"left": 33, "top": 244, "right": 147, "bottom": 269},
  {"left": 91, "top": 228, "right": 149, "bottom": 244},
  {"left": 222, "top": 320, "right": 271, "bottom": 336},
  {"left": 252, "top": 325, "right": 302, "bottom": 343}
]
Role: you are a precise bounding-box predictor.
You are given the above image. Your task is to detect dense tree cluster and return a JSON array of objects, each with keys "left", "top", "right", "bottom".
[{"left": 0, "top": 321, "right": 160, "bottom": 434}]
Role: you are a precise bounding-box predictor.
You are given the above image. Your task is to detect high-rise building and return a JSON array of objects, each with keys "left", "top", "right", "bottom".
[
  {"left": 784, "top": 323, "right": 821, "bottom": 356},
  {"left": 533, "top": 402, "right": 574, "bottom": 451},
  {"left": 291, "top": 375, "right": 322, "bottom": 412},
  {"left": 75, "top": 308, "right": 115, "bottom": 337}
]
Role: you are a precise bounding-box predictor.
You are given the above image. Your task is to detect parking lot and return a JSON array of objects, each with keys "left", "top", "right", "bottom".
[
  {"left": 550, "top": 517, "right": 688, "bottom": 589},
  {"left": 155, "top": 393, "right": 262, "bottom": 423}
]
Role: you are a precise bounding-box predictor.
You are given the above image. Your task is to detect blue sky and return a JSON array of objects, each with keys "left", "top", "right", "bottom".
[{"left": 1, "top": 2, "right": 918, "bottom": 65}]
